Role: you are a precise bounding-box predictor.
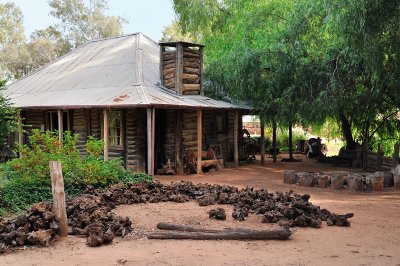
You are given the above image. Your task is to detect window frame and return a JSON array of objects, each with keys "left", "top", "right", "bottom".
[{"left": 108, "top": 110, "right": 124, "bottom": 149}]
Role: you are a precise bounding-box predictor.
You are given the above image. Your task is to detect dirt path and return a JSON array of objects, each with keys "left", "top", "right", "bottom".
[{"left": 1, "top": 155, "right": 400, "bottom": 266}]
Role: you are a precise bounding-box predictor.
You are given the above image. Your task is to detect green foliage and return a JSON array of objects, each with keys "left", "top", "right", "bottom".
[
  {"left": 0, "top": 81, "right": 17, "bottom": 145},
  {"left": 0, "top": 130, "right": 151, "bottom": 214},
  {"left": 173, "top": 0, "right": 400, "bottom": 151}
]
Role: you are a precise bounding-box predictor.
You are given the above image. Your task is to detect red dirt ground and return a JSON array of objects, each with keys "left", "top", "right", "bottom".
[{"left": 1, "top": 154, "right": 400, "bottom": 266}]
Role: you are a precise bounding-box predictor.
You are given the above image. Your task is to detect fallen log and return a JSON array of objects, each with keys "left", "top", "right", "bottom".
[
  {"left": 149, "top": 223, "right": 293, "bottom": 240},
  {"left": 157, "top": 222, "right": 221, "bottom": 233}
]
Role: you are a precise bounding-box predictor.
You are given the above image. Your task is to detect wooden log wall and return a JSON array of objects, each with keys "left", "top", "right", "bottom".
[
  {"left": 125, "top": 108, "right": 146, "bottom": 172},
  {"left": 90, "top": 109, "right": 101, "bottom": 139},
  {"left": 160, "top": 43, "right": 203, "bottom": 96},
  {"left": 163, "top": 110, "right": 176, "bottom": 164},
  {"left": 24, "top": 110, "right": 44, "bottom": 132},
  {"left": 182, "top": 110, "right": 199, "bottom": 155},
  {"left": 367, "top": 150, "right": 398, "bottom": 172},
  {"left": 72, "top": 110, "right": 87, "bottom": 156}
]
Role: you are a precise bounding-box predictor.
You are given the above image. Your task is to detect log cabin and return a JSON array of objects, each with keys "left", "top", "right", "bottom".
[{"left": 3, "top": 33, "right": 252, "bottom": 175}]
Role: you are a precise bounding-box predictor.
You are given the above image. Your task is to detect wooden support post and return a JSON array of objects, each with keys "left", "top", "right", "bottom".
[
  {"left": 57, "top": 110, "right": 63, "bottom": 146},
  {"left": 175, "top": 110, "right": 184, "bottom": 175},
  {"left": 147, "top": 108, "right": 153, "bottom": 175},
  {"left": 152, "top": 108, "right": 156, "bottom": 176},
  {"left": 49, "top": 161, "right": 68, "bottom": 237},
  {"left": 272, "top": 119, "right": 277, "bottom": 163},
  {"left": 18, "top": 111, "right": 23, "bottom": 146},
  {"left": 197, "top": 110, "right": 202, "bottom": 174},
  {"left": 199, "top": 46, "right": 204, "bottom": 96},
  {"left": 377, "top": 143, "right": 383, "bottom": 171},
  {"left": 176, "top": 43, "right": 184, "bottom": 95},
  {"left": 103, "top": 109, "right": 109, "bottom": 161},
  {"left": 393, "top": 143, "right": 399, "bottom": 168},
  {"left": 260, "top": 118, "right": 265, "bottom": 165},
  {"left": 234, "top": 111, "right": 239, "bottom": 167}
]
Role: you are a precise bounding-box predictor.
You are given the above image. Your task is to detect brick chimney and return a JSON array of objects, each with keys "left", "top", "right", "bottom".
[{"left": 159, "top": 41, "right": 204, "bottom": 95}]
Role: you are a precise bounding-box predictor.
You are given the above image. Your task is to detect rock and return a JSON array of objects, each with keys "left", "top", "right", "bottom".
[
  {"left": 198, "top": 196, "right": 215, "bottom": 206},
  {"left": 326, "top": 213, "right": 354, "bottom": 227},
  {"left": 368, "top": 175, "right": 384, "bottom": 191},
  {"left": 347, "top": 174, "right": 364, "bottom": 191},
  {"left": 232, "top": 208, "right": 248, "bottom": 221},
  {"left": 0, "top": 243, "right": 8, "bottom": 254},
  {"left": 208, "top": 208, "right": 226, "bottom": 220},
  {"left": 317, "top": 174, "right": 330, "bottom": 188},
  {"left": 27, "top": 229, "right": 54, "bottom": 246}
]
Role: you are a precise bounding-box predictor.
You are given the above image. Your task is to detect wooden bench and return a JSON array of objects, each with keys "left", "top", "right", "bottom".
[{"left": 184, "top": 148, "right": 223, "bottom": 174}]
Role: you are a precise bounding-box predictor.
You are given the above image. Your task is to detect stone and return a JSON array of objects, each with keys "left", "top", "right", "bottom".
[
  {"left": 27, "top": 229, "right": 54, "bottom": 246},
  {"left": 297, "top": 172, "right": 315, "bottom": 187},
  {"left": 283, "top": 170, "right": 297, "bottom": 184}
]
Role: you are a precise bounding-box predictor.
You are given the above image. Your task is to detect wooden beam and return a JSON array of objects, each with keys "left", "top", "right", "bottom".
[
  {"left": 175, "top": 110, "right": 184, "bottom": 175},
  {"left": 234, "top": 111, "right": 239, "bottom": 167},
  {"left": 57, "top": 110, "right": 63, "bottom": 146},
  {"left": 103, "top": 109, "right": 109, "bottom": 161},
  {"left": 18, "top": 111, "right": 23, "bottom": 146},
  {"left": 152, "top": 108, "right": 156, "bottom": 176},
  {"left": 260, "top": 118, "right": 265, "bottom": 165},
  {"left": 147, "top": 108, "right": 153, "bottom": 175},
  {"left": 176, "top": 43, "right": 184, "bottom": 95},
  {"left": 49, "top": 161, "right": 68, "bottom": 237},
  {"left": 199, "top": 46, "right": 204, "bottom": 96},
  {"left": 197, "top": 110, "right": 202, "bottom": 174}
]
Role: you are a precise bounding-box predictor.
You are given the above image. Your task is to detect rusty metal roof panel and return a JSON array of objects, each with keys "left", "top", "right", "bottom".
[{"left": 3, "top": 32, "right": 249, "bottom": 111}]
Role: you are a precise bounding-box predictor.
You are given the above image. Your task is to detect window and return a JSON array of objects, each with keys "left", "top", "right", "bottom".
[
  {"left": 216, "top": 113, "right": 227, "bottom": 134},
  {"left": 109, "top": 111, "right": 122, "bottom": 146},
  {"left": 46, "top": 111, "right": 70, "bottom": 132}
]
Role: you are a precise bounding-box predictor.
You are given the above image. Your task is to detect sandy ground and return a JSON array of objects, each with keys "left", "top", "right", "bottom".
[{"left": 1, "top": 154, "right": 400, "bottom": 266}]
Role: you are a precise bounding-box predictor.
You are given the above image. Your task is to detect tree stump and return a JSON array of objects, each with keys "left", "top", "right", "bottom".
[
  {"left": 394, "top": 175, "right": 400, "bottom": 190},
  {"left": 330, "top": 174, "right": 346, "bottom": 190},
  {"left": 375, "top": 171, "right": 394, "bottom": 188},
  {"left": 368, "top": 174, "right": 384, "bottom": 191},
  {"left": 283, "top": 170, "right": 297, "bottom": 184},
  {"left": 316, "top": 174, "right": 330, "bottom": 188},
  {"left": 297, "top": 172, "right": 315, "bottom": 187},
  {"left": 347, "top": 174, "right": 364, "bottom": 191}
]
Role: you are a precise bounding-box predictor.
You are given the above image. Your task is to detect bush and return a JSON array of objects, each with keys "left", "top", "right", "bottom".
[{"left": 0, "top": 130, "right": 151, "bottom": 215}]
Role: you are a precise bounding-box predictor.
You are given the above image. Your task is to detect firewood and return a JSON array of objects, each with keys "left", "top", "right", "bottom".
[
  {"left": 148, "top": 224, "right": 293, "bottom": 240},
  {"left": 183, "top": 84, "right": 200, "bottom": 91},
  {"left": 183, "top": 61, "right": 200, "bottom": 68},
  {"left": 163, "top": 59, "right": 176, "bottom": 66},
  {"left": 184, "top": 47, "right": 200, "bottom": 54},
  {"left": 184, "top": 67, "right": 200, "bottom": 75},
  {"left": 184, "top": 51, "right": 200, "bottom": 58}
]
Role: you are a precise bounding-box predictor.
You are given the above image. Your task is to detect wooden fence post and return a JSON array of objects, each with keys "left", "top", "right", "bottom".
[
  {"left": 393, "top": 143, "right": 399, "bottom": 168},
  {"left": 49, "top": 161, "right": 68, "bottom": 237},
  {"left": 377, "top": 143, "right": 383, "bottom": 171}
]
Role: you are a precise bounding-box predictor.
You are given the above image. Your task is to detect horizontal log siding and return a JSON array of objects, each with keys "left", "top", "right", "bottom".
[
  {"left": 164, "top": 109, "right": 176, "bottom": 164},
  {"left": 125, "top": 108, "right": 146, "bottom": 172},
  {"left": 72, "top": 110, "right": 87, "bottom": 155},
  {"left": 182, "top": 110, "right": 198, "bottom": 155}
]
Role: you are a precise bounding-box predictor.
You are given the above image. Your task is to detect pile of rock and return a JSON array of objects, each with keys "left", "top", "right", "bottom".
[
  {"left": 283, "top": 170, "right": 399, "bottom": 191},
  {"left": 0, "top": 202, "right": 58, "bottom": 253}
]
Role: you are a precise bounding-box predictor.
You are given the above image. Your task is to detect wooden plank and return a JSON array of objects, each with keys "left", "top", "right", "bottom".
[
  {"left": 175, "top": 110, "right": 183, "bottom": 175},
  {"left": 377, "top": 143, "right": 383, "bottom": 171},
  {"left": 199, "top": 46, "right": 204, "bottom": 96},
  {"left": 183, "top": 61, "right": 200, "bottom": 68},
  {"left": 49, "top": 161, "right": 68, "bottom": 237},
  {"left": 57, "top": 110, "right": 63, "bottom": 146},
  {"left": 103, "top": 109, "right": 109, "bottom": 161},
  {"left": 182, "top": 84, "right": 201, "bottom": 91},
  {"left": 163, "top": 59, "right": 176, "bottom": 66},
  {"left": 147, "top": 108, "right": 153, "bottom": 175},
  {"left": 183, "top": 51, "right": 200, "bottom": 58},
  {"left": 163, "top": 67, "right": 175, "bottom": 76},
  {"left": 184, "top": 67, "right": 200, "bottom": 75},
  {"left": 260, "top": 119, "right": 265, "bottom": 165},
  {"left": 197, "top": 110, "right": 202, "bottom": 174},
  {"left": 18, "top": 111, "right": 23, "bottom": 146},
  {"left": 152, "top": 108, "right": 155, "bottom": 176},
  {"left": 176, "top": 43, "right": 184, "bottom": 95},
  {"left": 183, "top": 47, "right": 200, "bottom": 54},
  {"left": 234, "top": 111, "right": 239, "bottom": 167}
]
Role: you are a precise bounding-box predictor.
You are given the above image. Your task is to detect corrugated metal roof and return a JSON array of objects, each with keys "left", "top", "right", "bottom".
[{"left": 3, "top": 33, "right": 250, "bottom": 111}]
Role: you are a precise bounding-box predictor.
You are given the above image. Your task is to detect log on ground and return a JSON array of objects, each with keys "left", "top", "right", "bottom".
[{"left": 149, "top": 223, "right": 292, "bottom": 240}]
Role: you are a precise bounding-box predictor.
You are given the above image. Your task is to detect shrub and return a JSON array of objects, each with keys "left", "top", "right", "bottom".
[{"left": 0, "top": 130, "right": 151, "bottom": 215}]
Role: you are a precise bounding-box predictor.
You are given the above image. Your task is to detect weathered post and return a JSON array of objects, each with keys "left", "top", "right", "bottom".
[
  {"left": 146, "top": 108, "right": 153, "bottom": 175},
  {"left": 175, "top": 110, "right": 184, "bottom": 175},
  {"left": 197, "top": 110, "right": 203, "bottom": 174},
  {"left": 103, "top": 109, "right": 109, "bottom": 161},
  {"left": 49, "top": 161, "right": 68, "bottom": 237},
  {"left": 234, "top": 111, "right": 239, "bottom": 167},
  {"left": 57, "top": 110, "right": 63, "bottom": 147},
  {"left": 377, "top": 143, "right": 383, "bottom": 171},
  {"left": 260, "top": 118, "right": 265, "bottom": 165}
]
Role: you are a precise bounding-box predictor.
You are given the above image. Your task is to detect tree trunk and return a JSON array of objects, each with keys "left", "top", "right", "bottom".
[
  {"left": 288, "top": 122, "right": 294, "bottom": 160},
  {"left": 339, "top": 111, "right": 356, "bottom": 149},
  {"left": 272, "top": 119, "right": 277, "bottom": 163}
]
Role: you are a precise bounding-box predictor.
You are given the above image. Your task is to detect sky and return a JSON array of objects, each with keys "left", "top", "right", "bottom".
[{"left": 1, "top": 0, "right": 176, "bottom": 42}]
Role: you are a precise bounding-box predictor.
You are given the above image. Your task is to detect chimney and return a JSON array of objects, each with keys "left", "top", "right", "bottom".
[{"left": 159, "top": 41, "right": 204, "bottom": 96}]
